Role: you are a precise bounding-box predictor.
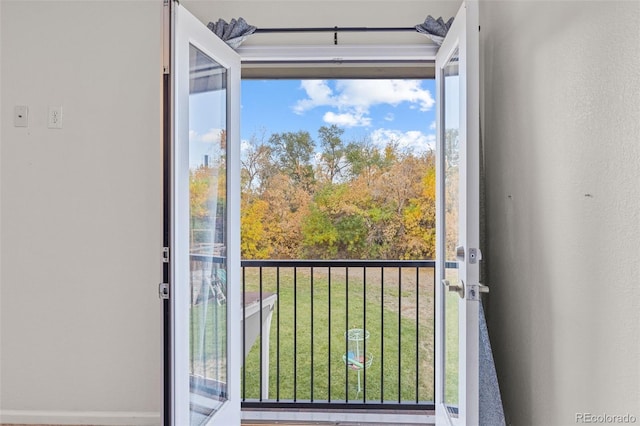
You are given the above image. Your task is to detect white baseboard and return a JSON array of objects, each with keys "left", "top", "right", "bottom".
[{"left": 0, "top": 410, "right": 160, "bottom": 425}]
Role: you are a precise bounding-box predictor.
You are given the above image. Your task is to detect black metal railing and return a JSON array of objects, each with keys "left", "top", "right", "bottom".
[{"left": 240, "top": 259, "right": 442, "bottom": 411}]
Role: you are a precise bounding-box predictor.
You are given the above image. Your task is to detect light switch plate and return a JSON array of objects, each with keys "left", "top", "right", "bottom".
[{"left": 14, "top": 105, "right": 28, "bottom": 127}]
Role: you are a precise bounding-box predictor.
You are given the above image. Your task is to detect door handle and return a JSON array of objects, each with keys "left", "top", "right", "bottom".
[{"left": 442, "top": 279, "right": 465, "bottom": 299}]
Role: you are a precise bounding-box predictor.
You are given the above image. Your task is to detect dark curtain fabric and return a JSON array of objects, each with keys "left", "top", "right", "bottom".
[
  {"left": 207, "top": 17, "right": 256, "bottom": 49},
  {"left": 415, "top": 15, "right": 454, "bottom": 46}
]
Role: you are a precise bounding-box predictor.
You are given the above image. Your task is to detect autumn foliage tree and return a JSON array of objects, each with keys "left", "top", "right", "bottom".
[
  {"left": 190, "top": 130, "right": 227, "bottom": 250},
  {"left": 238, "top": 125, "right": 437, "bottom": 260}
]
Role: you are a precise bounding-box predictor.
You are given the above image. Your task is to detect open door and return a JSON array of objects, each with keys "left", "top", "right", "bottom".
[
  {"left": 168, "top": 3, "right": 241, "bottom": 425},
  {"left": 435, "top": 2, "right": 481, "bottom": 425}
]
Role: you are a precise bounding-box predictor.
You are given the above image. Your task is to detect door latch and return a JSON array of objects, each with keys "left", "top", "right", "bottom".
[{"left": 456, "top": 246, "right": 482, "bottom": 264}]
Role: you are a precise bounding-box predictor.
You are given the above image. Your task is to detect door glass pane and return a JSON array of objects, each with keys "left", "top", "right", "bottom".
[
  {"left": 188, "top": 43, "right": 228, "bottom": 425},
  {"left": 443, "top": 48, "right": 460, "bottom": 416}
]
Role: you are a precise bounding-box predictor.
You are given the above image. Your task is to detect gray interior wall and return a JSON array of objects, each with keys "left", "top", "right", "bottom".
[
  {"left": 480, "top": 1, "right": 640, "bottom": 425},
  {"left": 2, "top": 0, "right": 638, "bottom": 424},
  {"left": 0, "top": 1, "right": 163, "bottom": 422}
]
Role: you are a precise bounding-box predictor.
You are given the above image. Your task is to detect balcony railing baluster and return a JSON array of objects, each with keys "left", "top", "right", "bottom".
[
  {"left": 380, "top": 266, "right": 384, "bottom": 404},
  {"left": 345, "top": 266, "right": 349, "bottom": 403},
  {"left": 362, "top": 266, "right": 367, "bottom": 403},
  {"left": 398, "top": 267, "right": 402, "bottom": 404},
  {"left": 416, "top": 267, "right": 419, "bottom": 403},
  {"left": 276, "top": 267, "right": 280, "bottom": 402},
  {"left": 238, "top": 259, "right": 447, "bottom": 412},
  {"left": 327, "top": 266, "right": 332, "bottom": 403},
  {"left": 293, "top": 266, "right": 297, "bottom": 402},
  {"left": 259, "top": 266, "right": 263, "bottom": 401},
  {"left": 310, "top": 266, "right": 314, "bottom": 402}
]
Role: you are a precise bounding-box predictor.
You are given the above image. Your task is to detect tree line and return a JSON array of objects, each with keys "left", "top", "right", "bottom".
[{"left": 238, "top": 124, "right": 436, "bottom": 260}]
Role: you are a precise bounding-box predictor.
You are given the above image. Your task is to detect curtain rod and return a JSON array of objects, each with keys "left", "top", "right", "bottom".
[{"left": 254, "top": 27, "right": 418, "bottom": 34}]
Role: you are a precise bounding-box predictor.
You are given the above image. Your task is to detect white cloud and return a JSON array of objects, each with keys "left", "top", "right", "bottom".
[
  {"left": 370, "top": 128, "right": 435, "bottom": 154},
  {"left": 189, "top": 128, "right": 224, "bottom": 144},
  {"left": 201, "top": 129, "right": 223, "bottom": 143},
  {"left": 292, "top": 79, "right": 435, "bottom": 128},
  {"left": 384, "top": 113, "right": 395, "bottom": 122},
  {"left": 429, "top": 121, "right": 436, "bottom": 130},
  {"left": 293, "top": 80, "right": 335, "bottom": 114},
  {"left": 334, "top": 80, "right": 435, "bottom": 112},
  {"left": 240, "top": 139, "right": 252, "bottom": 154},
  {"left": 323, "top": 111, "right": 371, "bottom": 128}
]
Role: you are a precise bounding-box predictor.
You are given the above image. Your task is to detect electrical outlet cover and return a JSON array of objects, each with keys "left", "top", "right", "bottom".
[{"left": 48, "top": 106, "right": 63, "bottom": 129}]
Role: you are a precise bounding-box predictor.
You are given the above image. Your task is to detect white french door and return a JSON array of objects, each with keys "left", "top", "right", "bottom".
[
  {"left": 435, "top": 2, "right": 481, "bottom": 426},
  {"left": 170, "top": 3, "right": 241, "bottom": 425}
]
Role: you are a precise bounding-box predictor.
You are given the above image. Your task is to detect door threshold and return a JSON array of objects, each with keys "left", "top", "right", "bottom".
[{"left": 241, "top": 408, "right": 435, "bottom": 425}]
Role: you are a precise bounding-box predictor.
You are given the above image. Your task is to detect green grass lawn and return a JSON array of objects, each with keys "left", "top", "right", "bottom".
[{"left": 241, "top": 266, "right": 435, "bottom": 403}]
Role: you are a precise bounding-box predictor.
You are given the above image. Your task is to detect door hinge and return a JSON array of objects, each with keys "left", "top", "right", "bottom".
[
  {"left": 162, "top": 247, "right": 170, "bottom": 263},
  {"left": 159, "top": 282, "right": 170, "bottom": 300}
]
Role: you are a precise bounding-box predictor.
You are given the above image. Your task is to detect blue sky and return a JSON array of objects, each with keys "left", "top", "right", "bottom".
[
  {"left": 188, "top": 78, "right": 440, "bottom": 168},
  {"left": 240, "top": 79, "right": 437, "bottom": 154}
]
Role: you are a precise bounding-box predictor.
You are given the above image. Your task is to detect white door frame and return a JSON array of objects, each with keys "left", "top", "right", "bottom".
[{"left": 164, "top": 2, "right": 480, "bottom": 425}]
